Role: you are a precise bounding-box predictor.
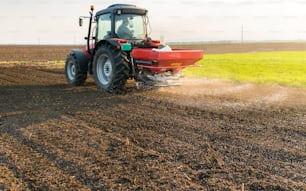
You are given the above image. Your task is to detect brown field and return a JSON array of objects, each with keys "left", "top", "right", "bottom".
[{"left": 0, "top": 43, "right": 306, "bottom": 190}]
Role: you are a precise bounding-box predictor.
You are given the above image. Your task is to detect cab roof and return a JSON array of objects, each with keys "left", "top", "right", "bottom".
[{"left": 95, "top": 4, "right": 148, "bottom": 16}]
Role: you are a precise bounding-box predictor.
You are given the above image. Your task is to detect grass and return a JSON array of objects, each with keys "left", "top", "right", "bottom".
[
  {"left": 0, "top": 60, "right": 65, "bottom": 66},
  {"left": 183, "top": 51, "right": 306, "bottom": 87}
]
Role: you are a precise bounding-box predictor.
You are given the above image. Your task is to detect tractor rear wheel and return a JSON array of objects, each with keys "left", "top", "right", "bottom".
[
  {"left": 93, "top": 45, "right": 130, "bottom": 92},
  {"left": 65, "top": 52, "right": 88, "bottom": 86}
]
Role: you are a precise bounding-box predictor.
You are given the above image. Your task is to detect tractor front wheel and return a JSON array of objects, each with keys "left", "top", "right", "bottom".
[
  {"left": 93, "top": 45, "right": 129, "bottom": 92},
  {"left": 65, "top": 52, "right": 88, "bottom": 86}
]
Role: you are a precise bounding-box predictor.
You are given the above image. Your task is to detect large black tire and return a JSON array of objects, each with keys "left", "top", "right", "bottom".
[
  {"left": 65, "top": 51, "right": 88, "bottom": 86},
  {"left": 93, "top": 44, "right": 130, "bottom": 92}
]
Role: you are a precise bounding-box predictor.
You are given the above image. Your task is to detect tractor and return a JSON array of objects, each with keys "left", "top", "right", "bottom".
[{"left": 65, "top": 4, "right": 203, "bottom": 92}]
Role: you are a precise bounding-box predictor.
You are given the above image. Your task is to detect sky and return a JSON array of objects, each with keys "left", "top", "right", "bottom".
[{"left": 1, "top": 0, "right": 306, "bottom": 44}]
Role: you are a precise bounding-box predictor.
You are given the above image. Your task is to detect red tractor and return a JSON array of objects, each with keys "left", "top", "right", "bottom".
[{"left": 65, "top": 4, "right": 203, "bottom": 92}]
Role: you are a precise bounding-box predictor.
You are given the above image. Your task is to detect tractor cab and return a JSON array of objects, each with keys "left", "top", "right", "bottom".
[
  {"left": 94, "top": 4, "right": 148, "bottom": 41},
  {"left": 79, "top": 4, "right": 150, "bottom": 46}
]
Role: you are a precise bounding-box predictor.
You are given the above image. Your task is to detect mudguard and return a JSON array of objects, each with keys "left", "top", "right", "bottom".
[{"left": 95, "top": 38, "right": 130, "bottom": 52}]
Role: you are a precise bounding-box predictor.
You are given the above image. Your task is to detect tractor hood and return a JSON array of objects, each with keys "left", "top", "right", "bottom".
[{"left": 95, "top": 4, "right": 148, "bottom": 16}]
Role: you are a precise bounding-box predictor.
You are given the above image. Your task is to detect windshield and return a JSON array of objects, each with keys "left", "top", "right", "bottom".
[{"left": 115, "top": 14, "right": 147, "bottom": 40}]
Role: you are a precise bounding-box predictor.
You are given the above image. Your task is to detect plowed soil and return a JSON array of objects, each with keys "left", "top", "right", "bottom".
[{"left": 0, "top": 44, "right": 306, "bottom": 190}]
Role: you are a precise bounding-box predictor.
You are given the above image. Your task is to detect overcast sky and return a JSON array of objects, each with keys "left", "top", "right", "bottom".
[{"left": 1, "top": 0, "right": 306, "bottom": 44}]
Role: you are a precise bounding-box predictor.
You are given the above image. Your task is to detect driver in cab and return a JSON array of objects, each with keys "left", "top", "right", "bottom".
[{"left": 117, "top": 18, "right": 133, "bottom": 39}]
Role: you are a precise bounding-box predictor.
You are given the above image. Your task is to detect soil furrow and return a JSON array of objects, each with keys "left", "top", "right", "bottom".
[{"left": 0, "top": 133, "right": 90, "bottom": 190}]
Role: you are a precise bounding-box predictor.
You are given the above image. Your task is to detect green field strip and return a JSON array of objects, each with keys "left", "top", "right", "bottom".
[{"left": 184, "top": 51, "right": 306, "bottom": 87}]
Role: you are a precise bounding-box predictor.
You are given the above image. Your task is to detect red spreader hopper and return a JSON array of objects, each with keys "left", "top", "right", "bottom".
[{"left": 132, "top": 47, "right": 204, "bottom": 73}]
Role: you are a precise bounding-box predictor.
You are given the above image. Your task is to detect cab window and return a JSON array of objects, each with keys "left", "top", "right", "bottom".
[{"left": 96, "top": 14, "right": 111, "bottom": 41}]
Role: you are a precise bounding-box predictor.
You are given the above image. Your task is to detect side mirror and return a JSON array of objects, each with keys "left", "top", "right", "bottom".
[{"left": 79, "top": 17, "right": 83, "bottom": 27}]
